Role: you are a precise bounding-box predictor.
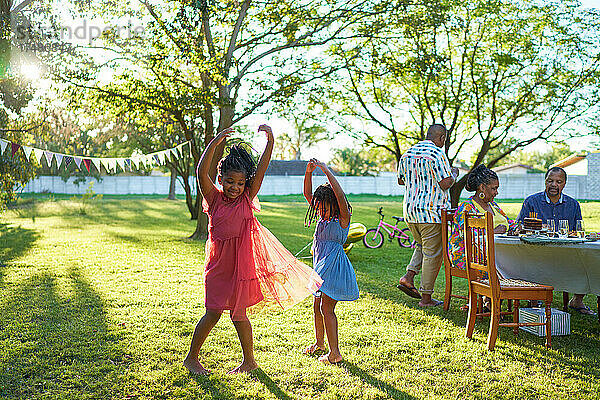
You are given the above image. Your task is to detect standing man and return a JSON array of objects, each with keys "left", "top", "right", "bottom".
[
  {"left": 517, "top": 167, "right": 594, "bottom": 315},
  {"left": 396, "top": 124, "right": 458, "bottom": 307}
]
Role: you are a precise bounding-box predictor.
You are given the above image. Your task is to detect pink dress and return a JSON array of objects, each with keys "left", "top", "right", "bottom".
[{"left": 202, "top": 188, "right": 321, "bottom": 320}]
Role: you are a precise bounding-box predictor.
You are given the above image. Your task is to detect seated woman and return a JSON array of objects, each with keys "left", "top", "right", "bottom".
[{"left": 449, "top": 164, "right": 516, "bottom": 271}]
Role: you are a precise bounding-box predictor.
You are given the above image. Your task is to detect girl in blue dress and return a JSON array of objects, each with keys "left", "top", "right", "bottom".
[{"left": 303, "top": 158, "right": 359, "bottom": 365}]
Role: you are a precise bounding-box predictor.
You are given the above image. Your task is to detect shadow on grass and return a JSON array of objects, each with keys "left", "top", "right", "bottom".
[
  {"left": 189, "top": 374, "right": 244, "bottom": 399},
  {"left": 251, "top": 368, "right": 294, "bottom": 400},
  {"left": 0, "top": 266, "right": 129, "bottom": 399},
  {"left": 341, "top": 361, "right": 417, "bottom": 400},
  {"left": 0, "top": 222, "right": 38, "bottom": 282}
]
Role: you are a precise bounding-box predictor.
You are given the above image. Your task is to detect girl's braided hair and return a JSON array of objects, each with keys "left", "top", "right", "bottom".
[
  {"left": 218, "top": 144, "right": 257, "bottom": 186},
  {"left": 465, "top": 164, "right": 498, "bottom": 192},
  {"left": 305, "top": 183, "right": 352, "bottom": 226}
]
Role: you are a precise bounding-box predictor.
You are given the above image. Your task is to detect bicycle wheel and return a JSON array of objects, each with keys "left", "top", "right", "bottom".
[
  {"left": 363, "top": 229, "right": 384, "bottom": 248},
  {"left": 397, "top": 228, "right": 415, "bottom": 248}
]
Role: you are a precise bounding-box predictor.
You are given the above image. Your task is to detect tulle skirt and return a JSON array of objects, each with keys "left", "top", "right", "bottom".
[{"left": 204, "top": 218, "right": 322, "bottom": 320}]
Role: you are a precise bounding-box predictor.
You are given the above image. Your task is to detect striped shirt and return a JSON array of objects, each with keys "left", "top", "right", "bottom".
[{"left": 397, "top": 140, "right": 452, "bottom": 223}]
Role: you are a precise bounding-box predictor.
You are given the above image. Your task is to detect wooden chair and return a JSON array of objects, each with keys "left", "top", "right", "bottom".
[
  {"left": 441, "top": 208, "right": 466, "bottom": 311},
  {"left": 442, "top": 208, "right": 510, "bottom": 317},
  {"left": 464, "top": 212, "right": 554, "bottom": 350}
]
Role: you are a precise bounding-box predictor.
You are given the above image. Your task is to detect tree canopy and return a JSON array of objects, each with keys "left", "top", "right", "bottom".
[
  {"left": 325, "top": 0, "right": 600, "bottom": 204},
  {"left": 46, "top": 0, "right": 386, "bottom": 237}
]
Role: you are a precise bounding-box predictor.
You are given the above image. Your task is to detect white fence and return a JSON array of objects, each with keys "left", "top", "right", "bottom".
[{"left": 22, "top": 173, "right": 594, "bottom": 199}]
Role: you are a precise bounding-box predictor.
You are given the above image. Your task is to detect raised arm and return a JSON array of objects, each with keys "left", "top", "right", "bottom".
[
  {"left": 312, "top": 158, "right": 351, "bottom": 229},
  {"left": 303, "top": 160, "right": 317, "bottom": 203},
  {"left": 248, "top": 124, "right": 274, "bottom": 200},
  {"left": 196, "top": 128, "right": 232, "bottom": 198}
]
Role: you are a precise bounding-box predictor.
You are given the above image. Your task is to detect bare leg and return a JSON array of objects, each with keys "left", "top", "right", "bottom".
[
  {"left": 304, "top": 296, "right": 327, "bottom": 354},
  {"left": 183, "top": 309, "right": 222, "bottom": 375},
  {"left": 229, "top": 310, "right": 258, "bottom": 373},
  {"left": 319, "top": 294, "right": 342, "bottom": 363}
]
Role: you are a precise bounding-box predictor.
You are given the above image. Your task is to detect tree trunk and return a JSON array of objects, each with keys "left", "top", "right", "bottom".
[
  {"left": 181, "top": 171, "right": 198, "bottom": 220},
  {"left": 450, "top": 175, "right": 468, "bottom": 208},
  {"left": 187, "top": 86, "right": 234, "bottom": 240},
  {"left": 167, "top": 167, "right": 177, "bottom": 200},
  {"left": 188, "top": 196, "right": 208, "bottom": 240}
]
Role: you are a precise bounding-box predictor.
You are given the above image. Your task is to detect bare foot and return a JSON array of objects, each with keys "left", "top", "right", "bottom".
[
  {"left": 228, "top": 360, "right": 258, "bottom": 374},
  {"left": 318, "top": 353, "right": 343, "bottom": 365},
  {"left": 183, "top": 358, "right": 211, "bottom": 375},
  {"left": 303, "top": 343, "right": 327, "bottom": 355},
  {"left": 418, "top": 299, "right": 443, "bottom": 307}
]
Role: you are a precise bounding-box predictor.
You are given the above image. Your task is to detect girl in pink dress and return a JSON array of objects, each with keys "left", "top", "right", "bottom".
[{"left": 183, "top": 125, "right": 321, "bottom": 375}]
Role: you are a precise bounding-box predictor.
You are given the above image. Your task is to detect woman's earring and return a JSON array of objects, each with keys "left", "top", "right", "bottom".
[{"left": 478, "top": 192, "right": 485, "bottom": 200}]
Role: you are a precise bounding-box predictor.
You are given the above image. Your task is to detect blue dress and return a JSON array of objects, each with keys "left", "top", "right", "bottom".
[{"left": 312, "top": 218, "right": 359, "bottom": 301}]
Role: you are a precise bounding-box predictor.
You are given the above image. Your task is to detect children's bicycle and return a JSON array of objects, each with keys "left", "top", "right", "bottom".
[{"left": 363, "top": 207, "right": 416, "bottom": 249}]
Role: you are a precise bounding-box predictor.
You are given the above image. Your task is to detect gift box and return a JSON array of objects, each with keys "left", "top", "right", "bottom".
[{"left": 518, "top": 307, "right": 570, "bottom": 336}]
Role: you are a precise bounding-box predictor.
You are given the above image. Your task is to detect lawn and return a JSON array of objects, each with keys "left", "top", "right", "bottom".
[{"left": 1, "top": 194, "right": 599, "bottom": 400}]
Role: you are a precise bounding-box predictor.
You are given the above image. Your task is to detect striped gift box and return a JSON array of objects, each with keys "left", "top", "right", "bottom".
[{"left": 518, "top": 308, "right": 571, "bottom": 336}]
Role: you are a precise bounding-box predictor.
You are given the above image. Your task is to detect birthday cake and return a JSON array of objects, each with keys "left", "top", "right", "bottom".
[{"left": 523, "top": 217, "right": 542, "bottom": 231}]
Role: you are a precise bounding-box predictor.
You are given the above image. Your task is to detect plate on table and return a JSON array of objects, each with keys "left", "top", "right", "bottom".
[{"left": 519, "top": 235, "right": 587, "bottom": 245}]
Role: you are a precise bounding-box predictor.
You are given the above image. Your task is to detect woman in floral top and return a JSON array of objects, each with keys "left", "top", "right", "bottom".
[{"left": 450, "top": 165, "right": 517, "bottom": 270}]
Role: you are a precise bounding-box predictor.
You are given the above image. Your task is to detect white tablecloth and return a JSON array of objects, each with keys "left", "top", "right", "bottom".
[{"left": 495, "top": 236, "right": 600, "bottom": 296}]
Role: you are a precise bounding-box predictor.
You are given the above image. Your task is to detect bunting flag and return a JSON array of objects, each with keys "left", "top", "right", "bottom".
[
  {"left": 23, "top": 146, "right": 33, "bottom": 160},
  {"left": 11, "top": 143, "right": 20, "bottom": 156},
  {"left": 44, "top": 151, "right": 54, "bottom": 166},
  {"left": 0, "top": 138, "right": 190, "bottom": 174},
  {"left": 73, "top": 157, "right": 83, "bottom": 169},
  {"left": 33, "top": 148, "right": 44, "bottom": 163},
  {"left": 91, "top": 158, "right": 101, "bottom": 172},
  {"left": 55, "top": 154, "right": 64, "bottom": 169}
]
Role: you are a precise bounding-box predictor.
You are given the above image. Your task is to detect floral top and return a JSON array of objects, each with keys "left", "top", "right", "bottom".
[{"left": 449, "top": 197, "right": 517, "bottom": 270}]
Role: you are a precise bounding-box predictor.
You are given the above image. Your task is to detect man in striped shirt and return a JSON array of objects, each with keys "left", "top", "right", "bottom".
[{"left": 396, "top": 124, "right": 458, "bottom": 307}]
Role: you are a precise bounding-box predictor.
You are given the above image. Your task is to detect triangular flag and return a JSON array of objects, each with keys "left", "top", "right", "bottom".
[
  {"left": 101, "top": 158, "right": 111, "bottom": 172},
  {"left": 157, "top": 151, "right": 166, "bottom": 164},
  {"left": 83, "top": 159, "right": 91, "bottom": 172},
  {"left": 73, "top": 157, "right": 83, "bottom": 169},
  {"left": 91, "top": 158, "right": 101, "bottom": 172},
  {"left": 116, "top": 158, "right": 125, "bottom": 171},
  {"left": 152, "top": 154, "right": 160, "bottom": 165},
  {"left": 0, "top": 139, "right": 8, "bottom": 154},
  {"left": 11, "top": 143, "right": 21, "bottom": 156},
  {"left": 64, "top": 156, "right": 73, "bottom": 168},
  {"left": 130, "top": 157, "right": 140, "bottom": 170},
  {"left": 22, "top": 146, "right": 33, "bottom": 160},
  {"left": 44, "top": 151, "right": 54, "bottom": 166},
  {"left": 124, "top": 159, "right": 132, "bottom": 170},
  {"left": 33, "top": 148, "right": 44, "bottom": 163},
  {"left": 108, "top": 159, "right": 118, "bottom": 173},
  {"left": 55, "top": 154, "right": 64, "bottom": 169}
]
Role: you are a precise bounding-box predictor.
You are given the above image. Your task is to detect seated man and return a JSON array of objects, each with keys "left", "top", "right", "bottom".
[{"left": 517, "top": 167, "right": 594, "bottom": 315}]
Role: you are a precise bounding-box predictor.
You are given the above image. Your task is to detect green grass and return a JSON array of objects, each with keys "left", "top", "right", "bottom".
[{"left": 1, "top": 195, "right": 599, "bottom": 399}]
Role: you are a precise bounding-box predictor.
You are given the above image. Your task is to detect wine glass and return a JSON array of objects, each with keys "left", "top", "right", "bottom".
[
  {"left": 558, "top": 220, "right": 569, "bottom": 239},
  {"left": 576, "top": 220, "right": 585, "bottom": 238},
  {"left": 547, "top": 219, "right": 556, "bottom": 237}
]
